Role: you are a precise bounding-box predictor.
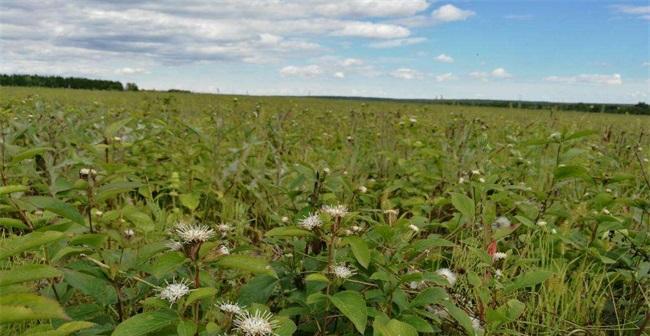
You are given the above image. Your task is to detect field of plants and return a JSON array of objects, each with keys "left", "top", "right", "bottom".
[{"left": 0, "top": 86, "right": 649, "bottom": 336}]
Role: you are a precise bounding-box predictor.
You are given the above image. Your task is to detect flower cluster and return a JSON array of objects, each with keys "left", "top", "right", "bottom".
[{"left": 233, "top": 310, "right": 278, "bottom": 336}]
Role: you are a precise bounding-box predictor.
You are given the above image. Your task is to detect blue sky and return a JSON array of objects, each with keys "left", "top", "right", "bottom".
[{"left": 1, "top": 0, "right": 648, "bottom": 103}]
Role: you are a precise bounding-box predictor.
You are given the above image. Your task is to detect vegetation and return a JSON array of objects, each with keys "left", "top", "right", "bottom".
[
  {"left": 0, "top": 86, "right": 649, "bottom": 336},
  {"left": 0, "top": 74, "right": 125, "bottom": 91}
]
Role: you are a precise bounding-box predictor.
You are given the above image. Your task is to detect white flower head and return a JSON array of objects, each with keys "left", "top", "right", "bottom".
[
  {"left": 491, "top": 216, "right": 511, "bottom": 230},
  {"left": 322, "top": 204, "right": 348, "bottom": 218},
  {"left": 175, "top": 223, "right": 215, "bottom": 244},
  {"left": 471, "top": 316, "right": 482, "bottom": 332},
  {"left": 218, "top": 245, "right": 230, "bottom": 255},
  {"left": 158, "top": 279, "right": 191, "bottom": 305},
  {"left": 537, "top": 220, "right": 547, "bottom": 227},
  {"left": 166, "top": 240, "right": 183, "bottom": 251},
  {"left": 233, "top": 310, "right": 278, "bottom": 336},
  {"left": 495, "top": 269, "right": 503, "bottom": 278},
  {"left": 79, "top": 168, "right": 97, "bottom": 178},
  {"left": 408, "top": 224, "right": 420, "bottom": 233},
  {"left": 478, "top": 177, "right": 486, "bottom": 183},
  {"left": 298, "top": 213, "right": 322, "bottom": 230},
  {"left": 493, "top": 252, "right": 507, "bottom": 261},
  {"left": 123, "top": 229, "right": 135, "bottom": 238},
  {"left": 216, "top": 223, "right": 232, "bottom": 237},
  {"left": 281, "top": 216, "right": 289, "bottom": 223},
  {"left": 358, "top": 186, "right": 367, "bottom": 193},
  {"left": 471, "top": 169, "right": 481, "bottom": 175},
  {"left": 436, "top": 268, "right": 457, "bottom": 286},
  {"left": 217, "top": 300, "right": 245, "bottom": 315},
  {"left": 332, "top": 265, "right": 356, "bottom": 279}
]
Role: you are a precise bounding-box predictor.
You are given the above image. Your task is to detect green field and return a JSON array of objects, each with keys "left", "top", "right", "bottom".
[{"left": 1, "top": 86, "right": 649, "bottom": 335}]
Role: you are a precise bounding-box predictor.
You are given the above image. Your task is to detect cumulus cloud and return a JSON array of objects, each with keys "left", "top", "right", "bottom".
[
  {"left": 431, "top": 4, "right": 475, "bottom": 23},
  {"left": 470, "top": 68, "right": 512, "bottom": 81},
  {"left": 390, "top": 68, "right": 422, "bottom": 80},
  {"left": 435, "top": 54, "right": 454, "bottom": 63},
  {"left": 368, "top": 37, "right": 426, "bottom": 48},
  {"left": 333, "top": 22, "right": 410, "bottom": 39},
  {"left": 544, "top": 73, "right": 623, "bottom": 85},
  {"left": 435, "top": 72, "right": 456, "bottom": 82},
  {"left": 491, "top": 67, "right": 512, "bottom": 78},
  {"left": 280, "top": 65, "right": 323, "bottom": 77},
  {"left": 334, "top": 72, "right": 345, "bottom": 78},
  {"left": 115, "top": 67, "right": 149, "bottom": 75}
]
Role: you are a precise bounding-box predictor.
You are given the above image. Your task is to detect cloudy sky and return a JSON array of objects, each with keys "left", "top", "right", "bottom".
[{"left": 1, "top": 0, "right": 649, "bottom": 103}]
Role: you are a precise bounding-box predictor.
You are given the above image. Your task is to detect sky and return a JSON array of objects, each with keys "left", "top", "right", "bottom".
[{"left": 1, "top": 0, "right": 649, "bottom": 103}]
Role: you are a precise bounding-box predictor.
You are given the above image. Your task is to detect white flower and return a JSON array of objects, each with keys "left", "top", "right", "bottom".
[
  {"left": 551, "top": 228, "right": 557, "bottom": 234},
  {"left": 175, "top": 223, "right": 215, "bottom": 244},
  {"left": 217, "top": 300, "right": 245, "bottom": 314},
  {"left": 298, "top": 213, "right": 322, "bottom": 230},
  {"left": 216, "top": 223, "right": 232, "bottom": 237},
  {"left": 458, "top": 177, "right": 466, "bottom": 184},
  {"left": 478, "top": 177, "right": 486, "bottom": 183},
  {"left": 332, "top": 265, "right": 356, "bottom": 279},
  {"left": 79, "top": 168, "right": 97, "bottom": 177},
  {"left": 218, "top": 245, "right": 230, "bottom": 255},
  {"left": 408, "top": 224, "right": 420, "bottom": 233},
  {"left": 495, "top": 269, "right": 503, "bottom": 278},
  {"left": 549, "top": 132, "right": 561, "bottom": 140},
  {"left": 281, "top": 216, "right": 289, "bottom": 223},
  {"left": 233, "top": 310, "right": 278, "bottom": 336},
  {"left": 322, "top": 204, "right": 348, "bottom": 218},
  {"left": 493, "top": 252, "right": 507, "bottom": 261},
  {"left": 123, "top": 229, "right": 135, "bottom": 238},
  {"left": 158, "top": 279, "right": 190, "bottom": 304},
  {"left": 471, "top": 316, "right": 482, "bottom": 332},
  {"left": 409, "top": 117, "right": 417, "bottom": 123},
  {"left": 436, "top": 268, "right": 457, "bottom": 286},
  {"left": 537, "top": 220, "right": 547, "bottom": 227},
  {"left": 471, "top": 169, "right": 481, "bottom": 175},
  {"left": 492, "top": 216, "right": 511, "bottom": 230},
  {"left": 323, "top": 167, "right": 331, "bottom": 174},
  {"left": 358, "top": 186, "right": 367, "bottom": 193},
  {"left": 602, "top": 208, "right": 611, "bottom": 215},
  {"left": 166, "top": 240, "right": 183, "bottom": 251},
  {"left": 93, "top": 210, "right": 104, "bottom": 216}
]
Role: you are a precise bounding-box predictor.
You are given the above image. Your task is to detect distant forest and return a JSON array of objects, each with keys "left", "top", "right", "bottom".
[{"left": 0, "top": 74, "right": 138, "bottom": 91}]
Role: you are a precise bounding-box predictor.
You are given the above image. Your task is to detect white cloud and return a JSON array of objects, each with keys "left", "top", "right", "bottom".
[
  {"left": 390, "top": 68, "right": 422, "bottom": 80},
  {"left": 431, "top": 4, "right": 475, "bottom": 23},
  {"left": 333, "top": 22, "right": 410, "bottom": 39},
  {"left": 314, "top": 0, "right": 429, "bottom": 18},
  {"left": 544, "top": 73, "right": 623, "bottom": 85},
  {"left": 341, "top": 58, "right": 364, "bottom": 67},
  {"left": 280, "top": 65, "right": 323, "bottom": 77},
  {"left": 368, "top": 37, "right": 426, "bottom": 48},
  {"left": 115, "top": 67, "right": 149, "bottom": 75},
  {"left": 643, "top": 62, "right": 650, "bottom": 67},
  {"left": 435, "top": 54, "right": 454, "bottom": 63},
  {"left": 435, "top": 72, "right": 456, "bottom": 82},
  {"left": 612, "top": 5, "right": 650, "bottom": 20},
  {"left": 334, "top": 72, "right": 345, "bottom": 78},
  {"left": 491, "top": 67, "right": 512, "bottom": 78}
]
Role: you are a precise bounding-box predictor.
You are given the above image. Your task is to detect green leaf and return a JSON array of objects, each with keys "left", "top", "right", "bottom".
[
  {"left": 344, "top": 236, "right": 370, "bottom": 268},
  {"left": 216, "top": 255, "right": 277, "bottom": 277},
  {"left": 0, "top": 293, "right": 68, "bottom": 323},
  {"left": 112, "top": 310, "right": 178, "bottom": 336},
  {"left": 104, "top": 118, "right": 132, "bottom": 138},
  {"left": 22, "top": 196, "right": 85, "bottom": 226},
  {"left": 238, "top": 275, "right": 279, "bottom": 306},
  {"left": 505, "top": 269, "right": 552, "bottom": 293},
  {"left": 450, "top": 192, "right": 475, "bottom": 222},
  {"left": 274, "top": 316, "right": 297, "bottom": 336},
  {"left": 441, "top": 300, "right": 476, "bottom": 336},
  {"left": 0, "top": 185, "right": 29, "bottom": 196},
  {"left": 96, "top": 182, "right": 142, "bottom": 203},
  {"left": 62, "top": 269, "right": 117, "bottom": 305},
  {"left": 10, "top": 147, "right": 54, "bottom": 163},
  {"left": 179, "top": 193, "right": 200, "bottom": 211},
  {"left": 149, "top": 252, "right": 187, "bottom": 279},
  {"left": 409, "top": 287, "right": 447, "bottom": 308},
  {"left": 554, "top": 165, "right": 590, "bottom": 180},
  {"left": 329, "top": 290, "right": 368, "bottom": 334},
  {"left": 265, "top": 226, "right": 314, "bottom": 238},
  {"left": 0, "top": 217, "right": 27, "bottom": 229},
  {"left": 0, "top": 264, "right": 62, "bottom": 286},
  {"left": 564, "top": 129, "right": 596, "bottom": 141},
  {"left": 0, "top": 231, "right": 64, "bottom": 260},
  {"left": 185, "top": 287, "right": 216, "bottom": 306},
  {"left": 24, "top": 321, "right": 95, "bottom": 336},
  {"left": 374, "top": 319, "right": 418, "bottom": 336},
  {"left": 176, "top": 320, "right": 197, "bottom": 336}
]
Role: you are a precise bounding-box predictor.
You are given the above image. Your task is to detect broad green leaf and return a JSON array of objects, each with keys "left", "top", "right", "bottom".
[
  {"left": 450, "top": 192, "right": 475, "bottom": 222},
  {"left": 176, "top": 320, "right": 197, "bottom": 336},
  {"left": 24, "top": 321, "right": 95, "bottom": 336},
  {"left": 329, "top": 290, "right": 368, "bottom": 334},
  {"left": 374, "top": 319, "right": 418, "bottom": 336},
  {"left": 0, "top": 185, "right": 29, "bottom": 196},
  {"left": 239, "top": 275, "right": 279, "bottom": 306},
  {"left": 10, "top": 147, "right": 54, "bottom": 163},
  {"left": 149, "top": 252, "right": 187, "bottom": 279},
  {"left": 179, "top": 193, "right": 200, "bottom": 211},
  {"left": 185, "top": 287, "right": 216, "bottom": 306},
  {"left": 216, "top": 255, "right": 277, "bottom": 277},
  {"left": 62, "top": 269, "right": 117, "bottom": 305},
  {"left": 274, "top": 316, "right": 297, "bottom": 336},
  {"left": 505, "top": 269, "right": 552, "bottom": 292},
  {"left": 112, "top": 310, "right": 178, "bottom": 336},
  {"left": 265, "top": 226, "right": 313, "bottom": 238},
  {"left": 409, "top": 287, "right": 447, "bottom": 308},
  {"left": 0, "top": 264, "right": 61, "bottom": 286},
  {"left": 22, "top": 196, "right": 85, "bottom": 226},
  {"left": 96, "top": 182, "right": 142, "bottom": 202},
  {"left": 344, "top": 236, "right": 370, "bottom": 268},
  {"left": 0, "top": 231, "right": 64, "bottom": 259},
  {"left": 554, "top": 165, "right": 590, "bottom": 180},
  {"left": 0, "top": 217, "right": 27, "bottom": 229},
  {"left": 104, "top": 118, "right": 132, "bottom": 138},
  {"left": 0, "top": 293, "right": 68, "bottom": 323},
  {"left": 441, "top": 300, "right": 476, "bottom": 336}
]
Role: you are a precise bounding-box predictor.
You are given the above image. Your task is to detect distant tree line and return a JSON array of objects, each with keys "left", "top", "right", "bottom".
[
  {"left": 0, "top": 74, "right": 138, "bottom": 91},
  {"left": 316, "top": 96, "right": 650, "bottom": 116}
]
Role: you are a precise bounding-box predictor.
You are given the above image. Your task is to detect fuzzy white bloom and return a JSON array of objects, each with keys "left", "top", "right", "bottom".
[
  {"left": 551, "top": 228, "right": 557, "bottom": 234},
  {"left": 93, "top": 210, "right": 104, "bottom": 216},
  {"left": 216, "top": 223, "right": 232, "bottom": 237},
  {"left": 493, "top": 252, "right": 507, "bottom": 261},
  {"left": 537, "top": 220, "right": 547, "bottom": 227},
  {"left": 351, "top": 225, "right": 363, "bottom": 232},
  {"left": 158, "top": 279, "right": 190, "bottom": 304},
  {"left": 217, "top": 300, "right": 245, "bottom": 315},
  {"left": 332, "top": 265, "right": 356, "bottom": 279},
  {"left": 471, "top": 169, "right": 481, "bottom": 175},
  {"left": 495, "top": 269, "right": 503, "bottom": 278},
  {"left": 602, "top": 208, "right": 611, "bottom": 215},
  {"left": 605, "top": 188, "right": 612, "bottom": 193},
  {"left": 549, "top": 132, "right": 561, "bottom": 140},
  {"left": 346, "top": 136, "right": 354, "bottom": 141},
  {"left": 166, "top": 240, "right": 183, "bottom": 251},
  {"left": 458, "top": 177, "right": 466, "bottom": 184},
  {"left": 281, "top": 216, "right": 289, "bottom": 223},
  {"left": 471, "top": 317, "right": 482, "bottom": 332},
  {"left": 358, "top": 186, "right": 367, "bottom": 193},
  {"left": 79, "top": 168, "right": 97, "bottom": 177},
  {"left": 436, "top": 268, "right": 457, "bottom": 286},
  {"left": 478, "top": 177, "right": 486, "bottom": 183},
  {"left": 218, "top": 245, "right": 230, "bottom": 255},
  {"left": 123, "top": 229, "right": 135, "bottom": 238},
  {"left": 323, "top": 167, "right": 331, "bottom": 174},
  {"left": 409, "top": 117, "right": 417, "bottom": 123},
  {"left": 322, "top": 204, "right": 348, "bottom": 218},
  {"left": 492, "top": 216, "right": 511, "bottom": 230},
  {"left": 408, "top": 224, "right": 420, "bottom": 232},
  {"left": 298, "top": 213, "right": 322, "bottom": 230},
  {"left": 175, "top": 223, "right": 215, "bottom": 243},
  {"left": 233, "top": 310, "right": 278, "bottom": 336}
]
